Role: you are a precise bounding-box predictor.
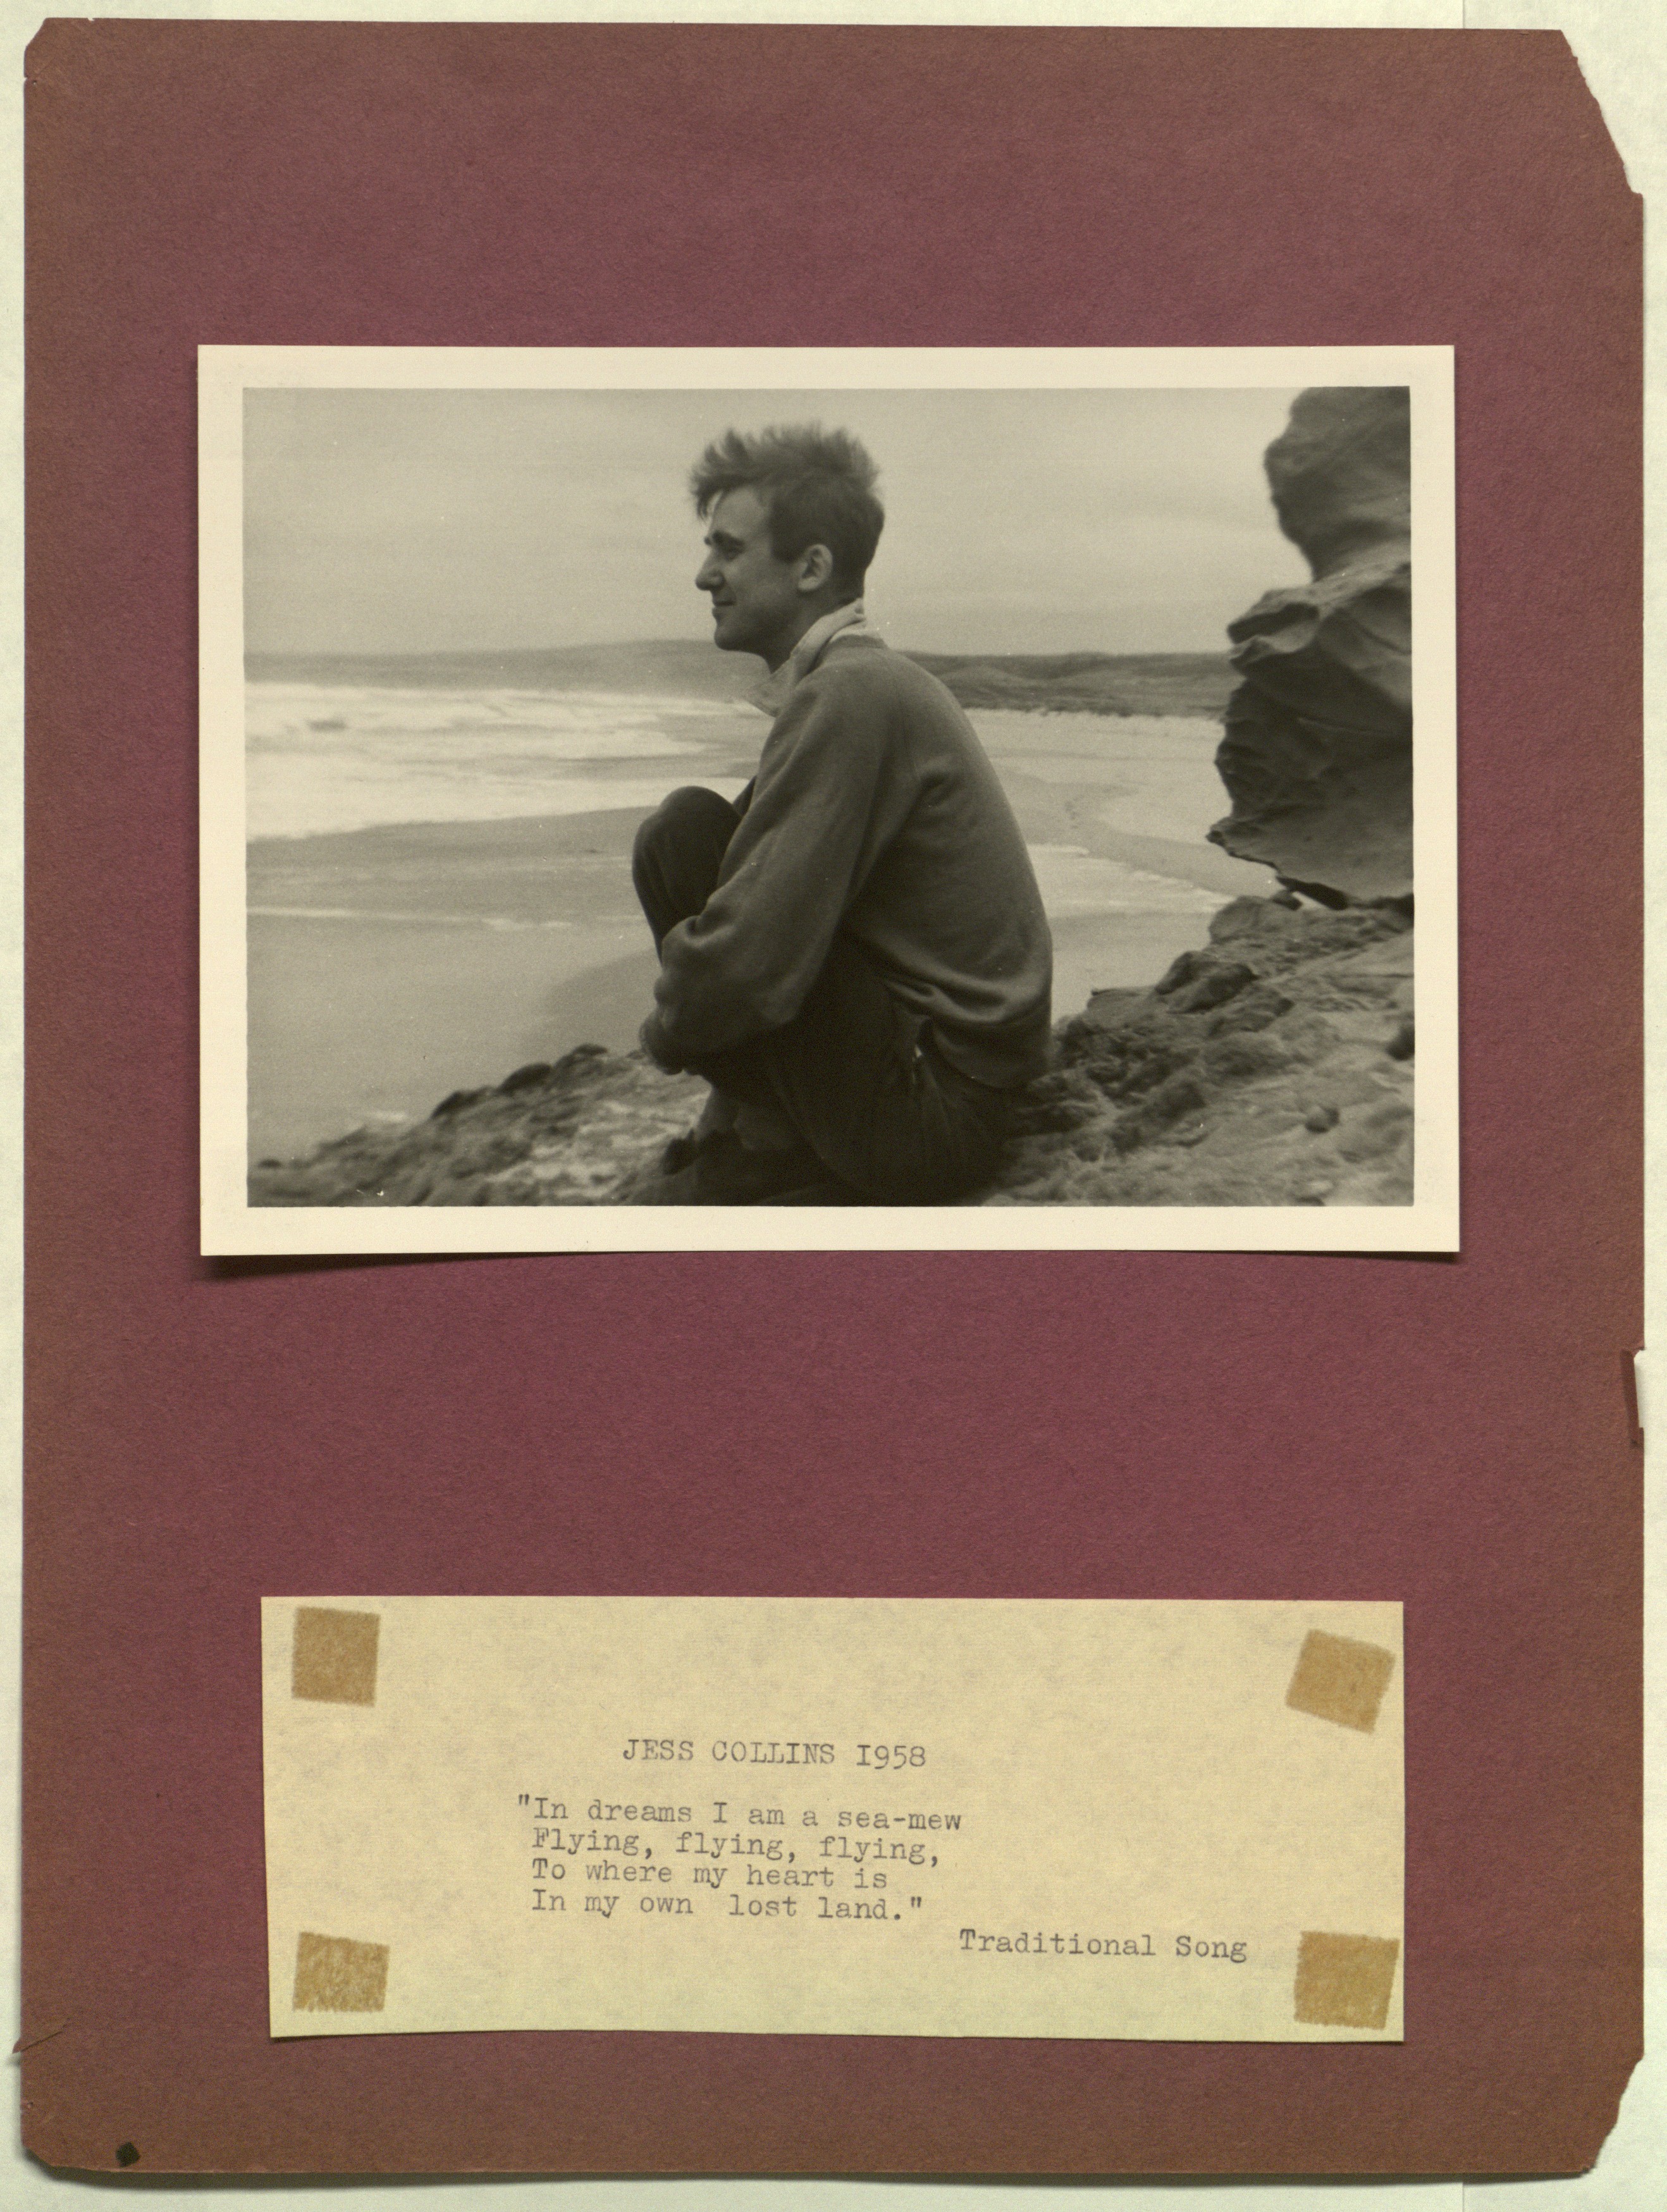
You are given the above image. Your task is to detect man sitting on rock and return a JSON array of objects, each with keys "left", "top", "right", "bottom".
[{"left": 631, "top": 423, "right": 1052, "bottom": 1204}]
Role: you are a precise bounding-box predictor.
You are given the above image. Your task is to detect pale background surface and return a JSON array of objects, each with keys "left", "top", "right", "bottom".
[{"left": 1, "top": 0, "right": 1658, "bottom": 2204}]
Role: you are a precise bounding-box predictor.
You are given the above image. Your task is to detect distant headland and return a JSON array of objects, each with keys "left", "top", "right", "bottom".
[{"left": 246, "top": 641, "right": 1236, "bottom": 720}]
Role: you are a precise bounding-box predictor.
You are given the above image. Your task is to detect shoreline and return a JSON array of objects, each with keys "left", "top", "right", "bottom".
[
  {"left": 247, "top": 713, "right": 1275, "bottom": 1160},
  {"left": 247, "top": 895, "right": 1232, "bottom": 1168}
]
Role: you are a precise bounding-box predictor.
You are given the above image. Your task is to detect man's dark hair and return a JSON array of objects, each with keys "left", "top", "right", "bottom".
[{"left": 690, "top": 424, "right": 884, "bottom": 591}]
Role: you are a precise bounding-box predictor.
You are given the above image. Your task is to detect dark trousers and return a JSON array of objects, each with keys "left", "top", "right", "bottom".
[{"left": 632, "top": 786, "right": 1013, "bottom": 1203}]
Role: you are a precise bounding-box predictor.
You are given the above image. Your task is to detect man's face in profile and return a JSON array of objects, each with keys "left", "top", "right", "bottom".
[{"left": 696, "top": 486, "right": 809, "bottom": 666}]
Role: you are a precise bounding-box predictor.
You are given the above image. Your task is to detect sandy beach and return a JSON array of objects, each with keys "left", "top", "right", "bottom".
[
  {"left": 249, "top": 807, "right": 657, "bottom": 1160},
  {"left": 247, "top": 686, "right": 1271, "bottom": 1159}
]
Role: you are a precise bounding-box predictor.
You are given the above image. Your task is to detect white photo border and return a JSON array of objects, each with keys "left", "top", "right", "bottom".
[{"left": 200, "top": 345, "right": 1458, "bottom": 1257}]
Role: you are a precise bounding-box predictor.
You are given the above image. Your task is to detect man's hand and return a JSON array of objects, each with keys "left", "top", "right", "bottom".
[{"left": 638, "top": 1012, "right": 686, "bottom": 1074}]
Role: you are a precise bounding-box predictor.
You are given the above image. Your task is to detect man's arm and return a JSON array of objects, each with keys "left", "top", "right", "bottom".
[{"left": 648, "top": 663, "right": 909, "bottom": 1062}]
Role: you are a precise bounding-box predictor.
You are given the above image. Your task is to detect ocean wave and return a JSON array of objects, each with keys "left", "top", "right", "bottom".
[
  {"left": 247, "top": 681, "right": 753, "bottom": 747},
  {"left": 244, "top": 679, "right": 760, "bottom": 837}
]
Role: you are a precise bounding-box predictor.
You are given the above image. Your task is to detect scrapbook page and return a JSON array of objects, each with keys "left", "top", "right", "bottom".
[{"left": 22, "top": 20, "right": 1640, "bottom": 2178}]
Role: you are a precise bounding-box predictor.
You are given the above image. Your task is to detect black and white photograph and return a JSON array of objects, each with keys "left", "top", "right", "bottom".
[{"left": 199, "top": 347, "right": 1456, "bottom": 1254}]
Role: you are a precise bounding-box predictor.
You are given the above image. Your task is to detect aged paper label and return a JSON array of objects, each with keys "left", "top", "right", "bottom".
[{"left": 262, "top": 1597, "right": 1402, "bottom": 2041}]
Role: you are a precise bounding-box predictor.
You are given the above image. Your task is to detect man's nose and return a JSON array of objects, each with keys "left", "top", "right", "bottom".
[{"left": 695, "top": 555, "right": 720, "bottom": 592}]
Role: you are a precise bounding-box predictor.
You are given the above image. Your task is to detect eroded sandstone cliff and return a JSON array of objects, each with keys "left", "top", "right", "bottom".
[{"left": 1209, "top": 386, "right": 1412, "bottom": 907}]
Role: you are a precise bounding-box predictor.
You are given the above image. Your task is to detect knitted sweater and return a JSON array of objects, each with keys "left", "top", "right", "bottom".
[{"left": 653, "top": 635, "right": 1053, "bottom": 1088}]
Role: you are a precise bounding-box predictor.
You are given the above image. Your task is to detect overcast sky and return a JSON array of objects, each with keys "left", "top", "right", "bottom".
[{"left": 243, "top": 385, "right": 1310, "bottom": 658}]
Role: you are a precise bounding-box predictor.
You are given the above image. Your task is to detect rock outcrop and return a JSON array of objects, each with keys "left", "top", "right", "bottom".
[
  {"left": 1209, "top": 387, "right": 1412, "bottom": 907},
  {"left": 250, "top": 1054, "right": 710, "bottom": 1207},
  {"left": 250, "top": 897, "right": 1414, "bottom": 1210},
  {"left": 994, "top": 896, "right": 1413, "bottom": 1207}
]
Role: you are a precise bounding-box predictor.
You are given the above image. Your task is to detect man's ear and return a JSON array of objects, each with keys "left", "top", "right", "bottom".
[{"left": 794, "top": 541, "right": 835, "bottom": 593}]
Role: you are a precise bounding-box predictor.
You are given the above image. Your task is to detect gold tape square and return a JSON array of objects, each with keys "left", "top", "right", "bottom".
[
  {"left": 1285, "top": 1629, "right": 1396, "bottom": 1733},
  {"left": 292, "top": 1606, "right": 380, "bottom": 1705},
  {"left": 293, "top": 1932, "right": 390, "bottom": 2013},
  {"left": 1293, "top": 1931, "right": 1400, "bottom": 2029}
]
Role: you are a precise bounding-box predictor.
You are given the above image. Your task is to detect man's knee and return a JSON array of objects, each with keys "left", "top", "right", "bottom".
[
  {"left": 632, "top": 785, "right": 739, "bottom": 872},
  {"left": 632, "top": 786, "right": 742, "bottom": 937}
]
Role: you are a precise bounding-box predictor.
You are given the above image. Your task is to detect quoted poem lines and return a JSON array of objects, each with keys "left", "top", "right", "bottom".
[{"left": 519, "top": 1793, "right": 952, "bottom": 1924}]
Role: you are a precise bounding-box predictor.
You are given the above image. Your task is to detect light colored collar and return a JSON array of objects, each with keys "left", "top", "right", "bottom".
[{"left": 751, "top": 599, "right": 874, "bottom": 715}]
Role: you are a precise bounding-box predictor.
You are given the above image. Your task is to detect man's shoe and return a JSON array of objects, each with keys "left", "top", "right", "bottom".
[
  {"left": 629, "top": 1131, "right": 830, "bottom": 1205},
  {"left": 656, "top": 1131, "right": 702, "bottom": 1176},
  {"left": 746, "top": 1174, "right": 864, "bottom": 1207}
]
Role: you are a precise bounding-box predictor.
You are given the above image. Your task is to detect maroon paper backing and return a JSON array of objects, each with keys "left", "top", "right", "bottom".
[{"left": 23, "top": 22, "right": 1642, "bottom": 2177}]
